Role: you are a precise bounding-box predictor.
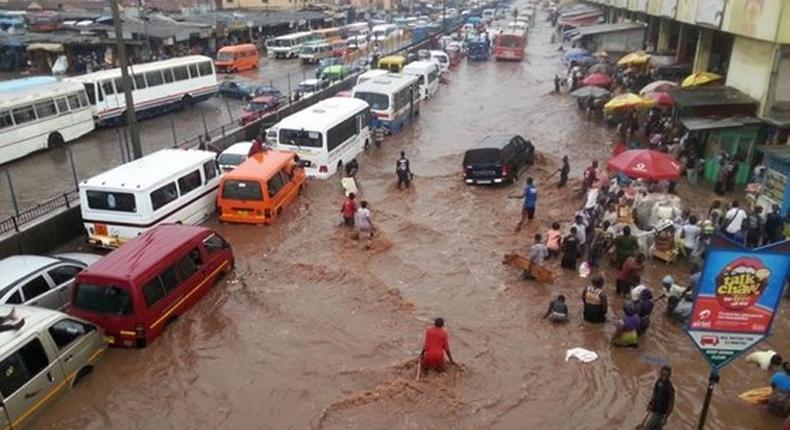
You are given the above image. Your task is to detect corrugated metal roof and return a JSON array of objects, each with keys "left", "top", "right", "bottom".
[{"left": 576, "top": 22, "right": 646, "bottom": 37}]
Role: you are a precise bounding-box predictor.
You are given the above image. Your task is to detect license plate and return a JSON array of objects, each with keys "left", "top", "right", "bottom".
[
  {"left": 95, "top": 223, "right": 108, "bottom": 236},
  {"left": 104, "top": 335, "right": 115, "bottom": 344},
  {"left": 236, "top": 210, "right": 250, "bottom": 216},
  {"left": 477, "top": 179, "right": 492, "bottom": 184}
]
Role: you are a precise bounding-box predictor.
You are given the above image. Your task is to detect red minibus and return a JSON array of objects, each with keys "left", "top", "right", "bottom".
[
  {"left": 494, "top": 31, "right": 526, "bottom": 61},
  {"left": 70, "top": 224, "right": 234, "bottom": 348}
]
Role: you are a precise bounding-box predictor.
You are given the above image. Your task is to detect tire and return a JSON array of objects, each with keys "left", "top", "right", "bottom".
[
  {"left": 47, "top": 132, "right": 65, "bottom": 149},
  {"left": 72, "top": 366, "right": 93, "bottom": 387},
  {"left": 181, "top": 95, "right": 194, "bottom": 110}
]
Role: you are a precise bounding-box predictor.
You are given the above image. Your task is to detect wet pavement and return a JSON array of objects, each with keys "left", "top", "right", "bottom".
[{"left": 28, "top": 5, "right": 790, "bottom": 430}]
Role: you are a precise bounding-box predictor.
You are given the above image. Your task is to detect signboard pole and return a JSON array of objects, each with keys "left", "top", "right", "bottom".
[{"left": 696, "top": 370, "right": 719, "bottom": 430}]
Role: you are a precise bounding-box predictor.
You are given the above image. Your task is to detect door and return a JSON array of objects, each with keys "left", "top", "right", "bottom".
[
  {"left": 266, "top": 172, "right": 288, "bottom": 217},
  {"left": 0, "top": 338, "right": 66, "bottom": 428},
  {"left": 20, "top": 275, "right": 60, "bottom": 310},
  {"left": 46, "top": 318, "right": 102, "bottom": 382},
  {"left": 45, "top": 264, "right": 85, "bottom": 311}
]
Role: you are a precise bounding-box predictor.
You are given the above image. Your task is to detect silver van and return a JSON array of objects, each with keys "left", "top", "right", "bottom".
[
  {"left": 0, "top": 254, "right": 100, "bottom": 311},
  {"left": 0, "top": 305, "right": 105, "bottom": 429}
]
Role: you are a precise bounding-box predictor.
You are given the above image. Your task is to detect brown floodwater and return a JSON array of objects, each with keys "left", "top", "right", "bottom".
[{"left": 31, "top": 5, "right": 789, "bottom": 430}]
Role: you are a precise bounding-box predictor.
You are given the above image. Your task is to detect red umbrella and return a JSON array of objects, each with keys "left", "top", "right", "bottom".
[
  {"left": 581, "top": 73, "right": 612, "bottom": 88},
  {"left": 646, "top": 91, "right": 674, "bottom": 107},
  {"left": 607, "top": 149, "right": 682, "bottom": 180}
]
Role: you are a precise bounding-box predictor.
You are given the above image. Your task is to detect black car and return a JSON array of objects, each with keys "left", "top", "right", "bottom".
[{"left": 462, "top": 134, "right": 535, "bottom": 185}]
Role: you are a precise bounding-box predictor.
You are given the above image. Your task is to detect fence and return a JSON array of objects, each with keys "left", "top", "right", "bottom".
[{"left": 0, "top": 26, "right": 459, "bottom": 236}]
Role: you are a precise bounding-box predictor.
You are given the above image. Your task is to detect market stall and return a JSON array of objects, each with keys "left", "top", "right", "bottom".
[{"left": 755, "top": 145, "right": 790, "bottom": 215}]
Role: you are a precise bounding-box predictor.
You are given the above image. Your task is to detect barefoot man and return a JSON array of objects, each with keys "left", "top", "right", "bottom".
[{"left": 420, "top": 318, "right": 455, "bottom": 374}]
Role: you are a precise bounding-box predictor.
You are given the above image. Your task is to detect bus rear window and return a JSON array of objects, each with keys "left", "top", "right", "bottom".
[
  {"left": 73, "top": 283, "right": 133, "bottom": 316},
  {"left": 222, "top": 180, "right": 263, "bottom": 201},
  {"left": 279, "top": 129, "right": 322, "bottom": 148},
  {"left": 354, "top": 92, "right": 389, "bottom": 110},
  {"left": 86, "top": 190, "right": 137, "bottom": 212}
]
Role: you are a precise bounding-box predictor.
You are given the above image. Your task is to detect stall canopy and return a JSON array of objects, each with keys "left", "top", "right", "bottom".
[
  {"left": 680, "top": 116, "right": 763, "bottom": 131},
  {"left": 607, "top": 149, "right": 682, "bottom": 180},
  {"left": 671, "top": 86, "right": 757, "bottom": 118}
]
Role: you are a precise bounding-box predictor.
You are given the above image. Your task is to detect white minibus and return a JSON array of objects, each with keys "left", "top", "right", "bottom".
[
  {"left": 270, "top": 31, "right": 316, "bottom": 59},
  {"left": 0, "top": 79, "right": 94, "bottom": 164},
  {"left": 356, "top": 69, "right": 388, "bottom": 86},
  {"left": 79, "top": 149, "right": 220, "bottom": 248},
  {"left": 403, "top": 60, "right": 440, "bottom": 101},
  {"left": 299, "top": 41, "right": 332, "bottom": 64},
  {"left": 67, "top": 56, "right": 217, "bottom": 126},
  {"left": 273, "top": 97, "right": 371, "bottom": 179},
  {"left": 372, "top": 24, "right": 398, "bottom": 42},
  {"left": 352, "top": 74, "right": 420, "bottom": 134}
]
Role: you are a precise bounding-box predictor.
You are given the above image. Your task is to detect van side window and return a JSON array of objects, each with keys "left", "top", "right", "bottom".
[
  {"left": 177, "top": 249, "right": 201, "bottom": 280},
  {"left": 48, "top": 265, "right": 83, "bottom": 286},
  {"left": 267, "top": 173, "right": 285, "bottom": 198},
  {"left": 177, "top": 170, "right": 202, "bottom": 196},
  {"left": 203, "top": 161, "right": 217, "bottom": 181},
  {"left": 0, "top": 339, "right": 51, "bottom": 397},
  {"left": 7, "top": 291, "right": 21, "bottom": 304},
  {"left": 203, "top": 234, "right": 226, "bottom": 254},
  {"left": 142, "top": 278, "right": 166, "bottom": 307},
  {"left": 48, "top": 319, "right": 92, "bottom": 350},
  {"left": 21, "top": 276, "right": 51, "bottom": 301},
  {"left": 150, "top": 182, "right": 178, "bottom": 211}
]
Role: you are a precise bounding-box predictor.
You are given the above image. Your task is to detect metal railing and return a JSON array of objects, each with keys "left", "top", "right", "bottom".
[{"left": 0, "top": 190, "right": 79, "bottom": 235}]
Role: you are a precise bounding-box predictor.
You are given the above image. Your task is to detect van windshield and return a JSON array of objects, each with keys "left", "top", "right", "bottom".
[
  {"left": 222, "top": 180, "right": 263, "bottom": 201},
  {"left": 73, "top": 283, "right": 133, "bottom": 316},
  {"left": 354, "top": 92, "right": 389, "bottom": 110},
  {"left": 217, "top": 153, "right": 246, "bottom": 167},
  {"left": 217, "top": 52, "right": 235, "bottom": 62}
]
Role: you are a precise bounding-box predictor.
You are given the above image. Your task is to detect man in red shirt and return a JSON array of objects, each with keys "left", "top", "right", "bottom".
[
  {"left": 340, "top": 193, "right": 357, "bottom": 227},
  {"left": 581, "top": 160, "right": 599, "bottom": 197},
  {"left": 420, "top": 318, "right": 455, "bottom": 372},
  {"left": 617, "top": 253, "right": 644, "bottom": 297}
]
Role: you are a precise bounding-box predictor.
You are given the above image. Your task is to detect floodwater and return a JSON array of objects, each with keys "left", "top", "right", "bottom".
[
  {"left": 0, "top": 56, "right": 314, "bottom": 218},
  {"left": 31, "top": 5, "right": 790, "bottom": 430}
]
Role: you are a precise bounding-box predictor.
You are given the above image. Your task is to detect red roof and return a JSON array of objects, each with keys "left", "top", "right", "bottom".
[{"left": 80, "top": 224, "right": 211, "bottom": 283}]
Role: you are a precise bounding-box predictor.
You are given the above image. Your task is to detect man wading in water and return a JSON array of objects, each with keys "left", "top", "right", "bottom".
[
  {"left": 419, "top": 318, "right": 455, "bottom": 374},
  {"left": 396, "top": 151, "right": 412, "bottom": 190}
]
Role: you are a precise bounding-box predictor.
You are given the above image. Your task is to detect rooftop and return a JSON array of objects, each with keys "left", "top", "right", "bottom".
[
  {"left": 671, "top": 86, "right": 757, "bottom": 108},
  {"left": 0, "top": 255, "right": 59, "bottom": 289},
  {"left": 0, "top": 305, "right": 65, "bottom": 356},
  {"left": 80, "top": 149, "right": 216, "bottom": 191}
]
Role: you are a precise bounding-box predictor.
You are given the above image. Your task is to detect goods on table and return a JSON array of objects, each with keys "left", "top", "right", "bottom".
[{"left": 503, "top": 252, "right": 555, "bottom": 284}]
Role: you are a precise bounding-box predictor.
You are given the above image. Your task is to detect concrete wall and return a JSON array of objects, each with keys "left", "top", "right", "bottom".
[
  {"left": 726, "top": 36, "right": 777, "bottom": 117},
  {"left": 0, "top": 207, "right": 83, "bottom": 259}
]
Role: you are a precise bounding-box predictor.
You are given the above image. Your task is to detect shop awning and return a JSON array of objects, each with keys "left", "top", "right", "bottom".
[
  {"left": 757, "top": 145, "right": 790, "bottom": 163},
  {"left": 576, "top": 22, "right": 647, "bottom": 37},
  {"left": 761, "top": 111, "right": 790, "bottom": 128},
  {"left": 26, "top": 43, "right": 64, "bottom": 52},
  {"left": 670, "top": 86, "right": 756, "bottom": 108},
  {"left": 681, "top": 116, "right": 763, "bottom": 131}
]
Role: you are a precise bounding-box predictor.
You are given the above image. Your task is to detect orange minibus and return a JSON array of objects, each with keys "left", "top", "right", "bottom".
[
  {"left": 215, "top": 44, "right": 260, "bottom": 73},
  {"left": 218, "top": 150, "right": 305, "bottom": 224}
]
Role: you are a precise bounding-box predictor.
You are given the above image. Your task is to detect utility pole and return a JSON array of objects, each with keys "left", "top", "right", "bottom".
[
  {"left": 442, "top": 0, "right": 446, "bottom": 32},
  {"left": 111, "top": 0, "right": 143, "bottom": 160}
]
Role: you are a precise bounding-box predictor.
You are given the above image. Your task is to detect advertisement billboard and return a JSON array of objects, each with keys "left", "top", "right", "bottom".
[{"left": 686, "top": 237, "right": 790, "bottom": 369}]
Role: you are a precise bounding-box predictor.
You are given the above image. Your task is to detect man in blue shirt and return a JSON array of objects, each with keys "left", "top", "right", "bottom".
[
  {"left": 772, "top": 363, "right": 790, "bottom": 393},
  {"left": 513, "top": 177, "right": 537, "bottom": 232}
]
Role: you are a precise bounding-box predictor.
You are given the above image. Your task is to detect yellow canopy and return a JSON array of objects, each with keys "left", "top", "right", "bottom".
[
  {"left": 617, "top": 51, "right": 650, "bottom": 66},
  {"left": 681, "top": 71, "right": 723, "bottom": 88},
  {"left": 604, "top": 93, "right": 656, "bottom": 111}
]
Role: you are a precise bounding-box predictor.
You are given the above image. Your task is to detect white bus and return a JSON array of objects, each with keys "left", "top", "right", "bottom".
[
  {"left": 402, "top": 60, "right": 440, "bottom": 101},
  {"left": 352, "top": 74, "right": 420, "bottom": 134},
  {"left": 79, "top": 149, "right": 220, "bottom": 248},
  {"left": 270, "top": 31, "right": 316, "bottom": 59},
  {"left": 299, "top": 41, "right": 332, "bottom": 64},
  {"left": 0, "top": 79, "right": 95, "bottom": 165},
  {"left": 356, "top": 69, "right": 388, "bottom": 86},
  {"left": 343, "top": 22, "right": 369, "bottom": 37},
  {"left": 372, "top": 24, "right": 398, "bottom": 42},
  {"left": 68, "top": 56, "right": 218, "bottom": 126},
  {"left": 273, "top": 97, "right": 371, "bottom": 179}
]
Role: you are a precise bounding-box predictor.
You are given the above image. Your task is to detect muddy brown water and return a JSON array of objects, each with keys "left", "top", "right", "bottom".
[{"left": 30, "top": 7, "right": 790, "bottom": 430}]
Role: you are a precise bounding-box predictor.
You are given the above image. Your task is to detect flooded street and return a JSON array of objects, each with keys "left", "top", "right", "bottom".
[{"left": 29, "top": 6, "right": 790, "bottom": 430}]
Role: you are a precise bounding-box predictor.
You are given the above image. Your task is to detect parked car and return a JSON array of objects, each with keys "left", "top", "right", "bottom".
[
  {"left": 0, "top": 305, "right": 106, "bottom": 428},
  {"left": 240, "top": 95, "right": 280, "bottom": 125},
  {"left": 295, "top": 79, "right": 329, "bottom": 100},
  {"left": 217, "top": 141, "right": 253, "bottom": 172},
  {"left": 0, "top": 253, "right": 101, "bottom": 311},
  {"left": 462, "top": 134, "right": 534, "bottom": 185},
  {"left": 218, "top": 80, "right": 263, "bottom": 101}
]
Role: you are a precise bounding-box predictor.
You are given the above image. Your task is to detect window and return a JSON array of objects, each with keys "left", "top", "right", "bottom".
[
  {"left": 203, "top": 234, "right": 227, "bottom": 254},
  {"left": 354, "top": 91, "right": 389, "bottom": 110},
  {"left": 0, "top": 340, "right": 50, "bottom": 398},
  {"left": 34, "top": 100, "right": 57, "bottom": 119},
  {"left": 48, "top": 265, "right": 83, "bottom": 286},
  {"left": 203, "top": 160, "right": 217, "bottom": 181},
  {"left": 162, "top": 68, "right": 174, "bottom": 83},
  {"left": 83, "top": 83, "right": 95, "bottom": 105},
  {"left": 145, "top": 70, "right": 163, "bottom": 87},
  {"left": 86, "top": 190, "right": 137, "bottom": 212},
  {"left": 0, "top": 111, "right": 12, "bottom": 130},
  {"left": 198, "top": 61, "right": 213, "bottom": 76},
  {"left": 78, "top": 92, "right": 88, "bottom": 107},
  {"left": 327, "top": 116, "right": 357, "bottom": 152},
  {"left": 55, "top": 97, "right": 69, "bottom": 113},
  {"left": 73, "top": 284, "right": 133, "bottom": 315},
  {"left": 177, "top": 250, "right": 200, "bottom": 280},
  {"left": 48, "top": 319, "right": 91, "bottom": 350},
  {"left": 113, "top": 77, "right": 125, "bottom": 94},
  {"left": 142, "top": 278, "right": 165, "bottom": 307},
  {"left": 21, "top": 276, "right": 51, "bottom": 301},
  {"left": 67, "top": 94, "right": 81, "bottom": 110},
  {"left": 12, "top": 105, "right": 36, "bottom": 125},
  {"left": 173, "top": 66, "right": 189, "bottom": 81},
  {"left": 150, "top": 182, "right": 178, "bottom": 211},
  {"left": 221, "top": 180, "right": 263, "bottom": 201},
  {"left": 188, "top": 64, "right": 198, "bottom": 79},
  {"left": 267, "top": 173, "right": 285, "bottom": 198},
  {"left": 159, "top": 266, "right": 179, "bottom": 293},
  {"left": 133, "top": 74, "right": 147, "bottom": 90},
  {"left": 101, "top": 80, "right": 115, "bottom": 96},
  {"left": 279, "top": 129, "right": 322, "bottom": 148},
  {"left": 7, "top": 291, "right": 21, "bottom": 304},
  {"left": 177, "top": 170, "right": 202, "bottom": 195}
]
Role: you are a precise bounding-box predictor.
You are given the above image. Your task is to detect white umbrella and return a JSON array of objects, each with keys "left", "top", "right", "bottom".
[{"left": 639, "top": 80, "right": 678, "bottom": 96}]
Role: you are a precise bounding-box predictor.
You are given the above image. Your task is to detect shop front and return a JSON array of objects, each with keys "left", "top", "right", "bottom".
[
  {"left": 681, "top": 117, "right": 763, "bottom": 186},
  {"left": 756, "top": 146, "right": 790, "bottom": 216}
]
